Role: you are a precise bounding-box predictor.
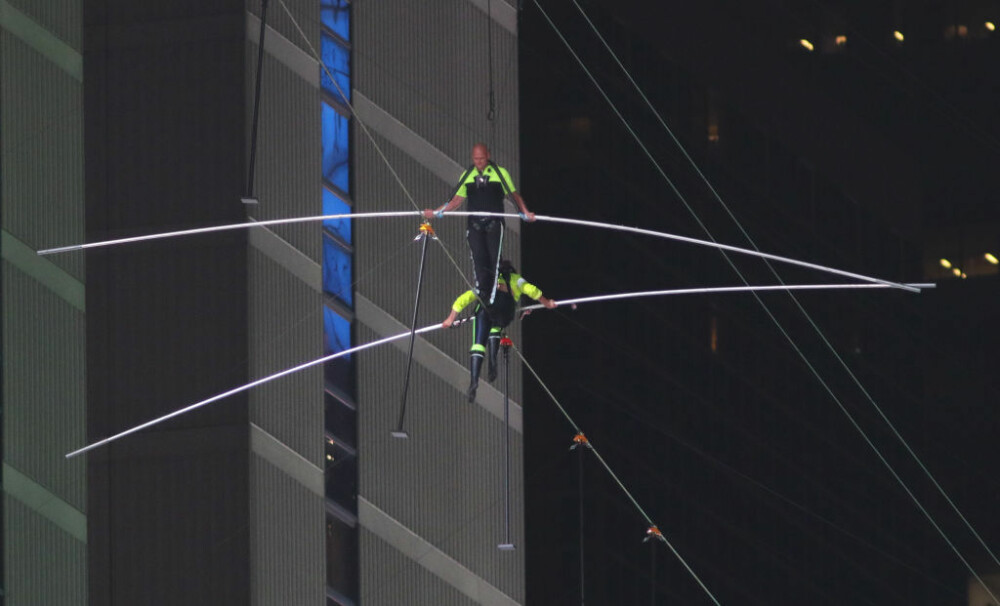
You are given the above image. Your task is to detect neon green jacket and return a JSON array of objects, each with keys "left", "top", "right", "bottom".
[{"left": 451, "top": 273, "right": 543, "bottom": 312}]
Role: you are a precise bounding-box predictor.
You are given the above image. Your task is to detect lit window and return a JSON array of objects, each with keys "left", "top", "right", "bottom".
[
  {"left": 322, "top": 103, "right": 350, "bottom": 193},
  {"left": 987, "top": 21, "right": 996, "bottom": 32},
  {"left": 323, "top": 188, "right": 352, "bottom": 244},
  {"left": 324, "top": 306, "right": 351, "bottom": 355},
  {"left": 321, "top": 0, "right": 350, "bottom": 41},
  {"left": 835, "top": 35, "right": 847, "bottom": 46},
  {"left": 893, "top": 30, "right": 904, "bottom": 42},
  {"left": 321, "top": 32, "right": 351, "bottom": 104},
  {"left": 323, "top": 236, "right": 353, "bottom": 305},
  {"left": 952, "top": 267, "right": 962, "bottom": 277},
  {"left": 939, "top": 258, "right": 952, "bottom": 269},
  {"left": 985, "top": 253, "right": 998, "bottom": 265},
  {"left": 799, "top": 39, "right": 814, "bottom": 51}
]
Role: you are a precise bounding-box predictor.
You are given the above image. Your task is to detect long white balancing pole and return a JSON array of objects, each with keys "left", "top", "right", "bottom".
[
  {"left": 37, "top": 210, "right": 424, "bottom": 255},
  {"left": 39, "top": 211, "right": 916, "bottom": 292},
  {"left": 531, "top": 215, "right": 921, "bottom": 293},
  {"left": 520, "top": 282, "right": 935, "bottom": 312},
  {"left": 65, "top": 282, "right": 931, "bottom": 458},
  {"left": 64, "top": 319, "right": 461, "bottom": 459}
]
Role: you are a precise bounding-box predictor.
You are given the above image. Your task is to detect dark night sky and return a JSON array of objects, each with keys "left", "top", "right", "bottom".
[{"left": 518, "top": 0, "right": 1000, "bottom": 604}]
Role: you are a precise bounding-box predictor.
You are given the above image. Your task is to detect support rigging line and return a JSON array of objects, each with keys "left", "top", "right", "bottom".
[
  {"left": 497, "top": 337, "right": 515, "bottom": 550},
  {"left": 391, "top": 223, "right": 436, "bottom": 439},
  {"left": 537, "top": 0, "right": 1000, "bottom": 599},
  {"left": 36, "top": 211, "right": 921, "bottom": 292},
  {"left": 511, "top": 341, "right": 723, "bottom": 606},
  {"left": 244, "top": 0, "right": 269, "bottom": 205},
  {"left": 571, "top": 433, "right": 590, "bottom": 605},
  {"left": 568, "top": 0, "right": 1000, "bottom": 580}
]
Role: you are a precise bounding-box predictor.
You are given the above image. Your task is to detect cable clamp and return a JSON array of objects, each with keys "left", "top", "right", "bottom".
[
  {"left": 644, "top": 525, "right": 666, "bottom": 543},
  {"left": 413, "top": 221, "right": 437, "bottom": 241},
  {"left": 569, "top": 432, "right": 591, "bottom": 450}
]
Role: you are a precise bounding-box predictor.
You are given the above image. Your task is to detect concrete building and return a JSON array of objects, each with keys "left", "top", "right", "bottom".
[{"left": 2, "top": 0, "right": 525, "bottom": 604}]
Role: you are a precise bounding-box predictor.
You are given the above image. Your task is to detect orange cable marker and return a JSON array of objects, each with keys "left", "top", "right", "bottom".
[{"left": 646, "top": 525, "right": 664, "bottom": 542}]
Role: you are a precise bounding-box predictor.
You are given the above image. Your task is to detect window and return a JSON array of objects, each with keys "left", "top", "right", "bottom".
[
  {"left": 323, "top": 236, "right": 353, "bottom": 306},
  {"left": 324, "top": 306, "right": 351, "bottom": 355},
  {"left": 323, "top": 187, "right": 352, "bottom": 244},
  {"left": 325, "top": 512, "right": 359, "bottom": 601},
  {"left": 322, "top": 103, "right": 350, "bottom": 193},
  {"left": 321, "top": 32, "right": 351, "bottom": 104},
  {"left": 320, "top": 0, "right": 350, "bottom": 42}
]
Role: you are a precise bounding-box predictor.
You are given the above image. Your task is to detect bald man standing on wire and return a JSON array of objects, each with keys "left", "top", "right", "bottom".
[{"left": 424, "top": 144, "right": 535, "bottom": 304}]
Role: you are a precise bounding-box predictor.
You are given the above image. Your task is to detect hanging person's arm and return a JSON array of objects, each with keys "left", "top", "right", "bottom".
[
  {"left": 517, "top": 275, "right": 557, "bottom": 309},
  {"left": 443, "top": 290, "right": 477, "bottom": 327}
]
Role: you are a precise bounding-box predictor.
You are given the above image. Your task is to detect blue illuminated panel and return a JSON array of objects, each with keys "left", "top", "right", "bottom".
[
  {"left": 324, "top": 306, "right": 351, "bottom": 355},
  {"left": 322, "top": 103, "right": 350, "bottom": 193},
  {"left": 320, "top": 0, "right": 350, "bottom": 41},
  {"left": 323, "top": 188, "right": 352, "bottom": 244},
  {"left": 321, "top": 33, "right": 351, "bottom": 104},
  {"left": 321, "top": 0, "right": 357, "bottom": 600},
  {"left": 323, "top": 237, "right": 353, "bottom": 306}
]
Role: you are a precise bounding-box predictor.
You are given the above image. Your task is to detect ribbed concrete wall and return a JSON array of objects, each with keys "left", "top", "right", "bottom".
[
  {"left": 0, "top": 32, "right": 85, "bottom": 280},
  {"left": 354, "top": 0, "right": 521, "bottom": 175},
  {"left": 248, "top": 245, "right": 324, "bottom": 464},
  {"left": 360, "top": 528, "right": 479, "bottom": 606},
  {"left": 1, "top": 263, "right": 86, "bottom": 509},
  {"left": 244, "top": 4, "right": 326, "bottom": 604},
  {"left": 354, "top": 0, "right": 525, "bottom": 602},
  {"left": 7, "top": 0, "right": 83, "bottom": 50},
  {"left": 2, "top": 5, "right": 88, "bottom": 604},
  {"left": 244, "top": 41, "right": 322, "bottom": 260},
  {"left": 356, "top": 325, "right": 525, "bottom": 602},
  {"left": 247, "top": 0, "right": 318, "bottom": 59},
  {"left": 250, "top": 454, "right": 325, "bottom": 606},
  {"left": 3, "top": 498, "right": 86, "bottom": 606}
]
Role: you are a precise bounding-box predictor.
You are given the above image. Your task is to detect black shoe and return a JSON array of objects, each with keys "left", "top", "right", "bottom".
[
  {"left": 468, "top": 354, "right": 484, "bottom": 403},
  {"left": 487, "top": 336, "right": 500, "bottom": 382}
]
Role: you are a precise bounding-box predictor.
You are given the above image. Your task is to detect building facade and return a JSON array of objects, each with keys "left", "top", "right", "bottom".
[{"left": 2, "top": 0, "right": 525, "bottom": 604}]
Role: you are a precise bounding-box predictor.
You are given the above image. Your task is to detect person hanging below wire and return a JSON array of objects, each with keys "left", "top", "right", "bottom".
[
  {"left": 442, "top": 260, "right": 556, "bottom": 403},
  {"left": 424, "top": 144, "right": 535, "bottom": 305}
]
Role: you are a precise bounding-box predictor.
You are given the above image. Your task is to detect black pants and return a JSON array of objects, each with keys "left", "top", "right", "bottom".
[
  {"left": 467, "top": 218, "right": 505, "bottom": 304},
  {"left": 472, "top": 290, "right": 515, "bottom": 353}
]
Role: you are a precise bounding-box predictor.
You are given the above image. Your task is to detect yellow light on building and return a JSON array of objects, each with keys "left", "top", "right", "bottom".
[
  {"left": 952, "top": 267, "right": 962, "bottom": 277},
  {"left": 961, "top": 272, "right": 968, "bottom": 279},
  {"left": 987, "top": 21, "right": 996, "bottom": 31},
  {"left": 985, "top": 253, "right": 999, "bottom": 265},
  {"left": 799, "top": 39, "right": 815, "bottom": 51},
  {"left": 939, "top": 258, "right": 952, "bottom": 269},
  {"left": 893, "top": 30, "right": 905, "bottom": 42},
  {"left": 835, "top": 35, "right": 847, "bottom": 46}
]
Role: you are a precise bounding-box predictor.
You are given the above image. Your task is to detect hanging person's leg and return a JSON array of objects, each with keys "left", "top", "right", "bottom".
[{"left": 467, "top": 304, "right": 492, "bottom": 403}]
